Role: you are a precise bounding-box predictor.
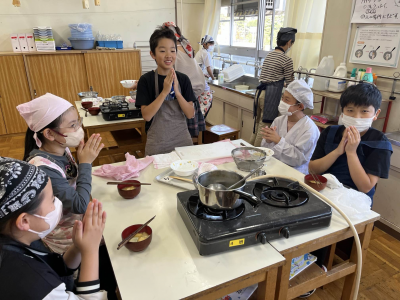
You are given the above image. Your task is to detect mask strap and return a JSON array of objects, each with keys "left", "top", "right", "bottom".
[{"left": 32, "top": 214, "right": 49, "bottom": 220}]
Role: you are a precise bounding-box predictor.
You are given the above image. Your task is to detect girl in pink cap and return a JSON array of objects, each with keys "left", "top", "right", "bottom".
[{"left": 17, "top": 93, "right": 104, "bottom": 257}]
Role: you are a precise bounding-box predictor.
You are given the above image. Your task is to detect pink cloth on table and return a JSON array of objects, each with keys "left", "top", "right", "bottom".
[{"left": 92, "top": 153, "right": 154, "bottom": 181}]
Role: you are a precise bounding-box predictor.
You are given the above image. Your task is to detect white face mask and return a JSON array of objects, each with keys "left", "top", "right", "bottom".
[
  {"left": 28, "top": 197, "right": 63, "bottom": 239},
  {"left": 278, "top": 101, "right": 298, "bottom": 116},
  {"left": 62, "top": 127, "right": 85, "bottom": 148},
  {"left": 207, "top": 45, "right": 214, "bottom": 52},
  {"left": 341, "top": 114, "right": 374, "bottom": 132}
]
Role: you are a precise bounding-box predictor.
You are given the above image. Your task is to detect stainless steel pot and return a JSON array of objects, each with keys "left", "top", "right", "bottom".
[{"left": 193, "top": 170, "right": 262, "bottom": 210}]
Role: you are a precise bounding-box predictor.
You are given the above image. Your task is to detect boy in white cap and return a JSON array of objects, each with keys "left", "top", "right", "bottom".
[
  {"left": 261, "top": 79, "right": 320, "bottom": 174},
  {"left": 195, "top": 34, "right": 215, "bottom": 80}
]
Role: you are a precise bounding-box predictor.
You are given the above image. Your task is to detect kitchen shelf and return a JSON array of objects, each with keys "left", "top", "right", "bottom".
[{"left": 287, "top": 261, "right": 356, "bottom": 299}]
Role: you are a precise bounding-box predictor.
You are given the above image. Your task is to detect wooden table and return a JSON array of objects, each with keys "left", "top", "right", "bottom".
[
  {"left": 90, "top": 139, "right": 379, "bottom": 299},
  {"left": 76, "top": 101, "right": 146, "bottom": 165},
  {"left": 91, "top": 139, "right": 285, "bottom": 300}
]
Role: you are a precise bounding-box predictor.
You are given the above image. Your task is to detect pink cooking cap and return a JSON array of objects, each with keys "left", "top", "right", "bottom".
[{"left": 17, "top": 93, "right": 73, "bottom": 147}]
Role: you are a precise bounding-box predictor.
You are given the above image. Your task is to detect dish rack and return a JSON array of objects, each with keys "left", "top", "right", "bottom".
[{"left": 222, "top": 64, "right": 245, "bottom": 82}]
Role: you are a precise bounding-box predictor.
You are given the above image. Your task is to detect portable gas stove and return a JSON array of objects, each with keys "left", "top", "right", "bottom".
[
  {"left": 100, "top": 99, "right": 142, "bottom": 121},
  {"left": 177, "top": 177, "right": 332, "bottom": 255}
]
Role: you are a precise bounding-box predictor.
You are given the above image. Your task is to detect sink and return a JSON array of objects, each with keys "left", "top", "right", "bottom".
[{"left": 219, "top": 75, "right": 259, "bottom": 90}]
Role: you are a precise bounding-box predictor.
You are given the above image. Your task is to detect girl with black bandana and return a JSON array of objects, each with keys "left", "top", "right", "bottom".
[{"left": 0, "top": 157, "right": 107, "bottom": 299}]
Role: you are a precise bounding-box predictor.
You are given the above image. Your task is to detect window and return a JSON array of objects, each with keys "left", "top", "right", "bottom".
[
  {"left": 263, "top": 2, "right": 285, "bottom": 50},
  {"left": 218, "top": 6, "right": 231, "bottom": 46},
  {"left": 217, "top": 1, "right": 286, "bottom": 58}
]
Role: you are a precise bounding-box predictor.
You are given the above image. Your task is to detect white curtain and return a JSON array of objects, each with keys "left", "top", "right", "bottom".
[
  {"left": 283, "top": 0, "right": 327, "bottom": 70},
  {"left": 200, "top": 0, "right": 221, "bottom": 51}
]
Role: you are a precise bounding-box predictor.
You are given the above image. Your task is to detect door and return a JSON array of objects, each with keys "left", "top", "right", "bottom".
[
  {"left": 224, "top": 103, "right": 240, "bottom": 130},
  {"left": 205, "top": 97, "right": 224, "bottom": 125},
  {"left": 241, "top": 110, "right": 254, "bottom": 143},
  {"left": 26, "top": 54, "right": 89, "bottom": 103},
  {"left": 84, "top": 51, "right": 142, "bottom": 98},
  {"left": 0, "top": 55, "right": 31, "bottom": 134}
]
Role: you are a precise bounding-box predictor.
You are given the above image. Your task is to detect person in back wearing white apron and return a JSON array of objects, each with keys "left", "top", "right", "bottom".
[
  {"left": 136, "top": 27, "right": 195, "bottom": 156},
  {"left": 261, "top": 80, "right": 320, "bottom": 174},
  {"left": 195, "top": 35, "right": 215, "bottom": 80}
]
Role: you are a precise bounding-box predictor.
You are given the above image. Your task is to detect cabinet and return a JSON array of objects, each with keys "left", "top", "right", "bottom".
[
  {"left": 0, "top": 55, "right": 30, "bottom": 134},
  {"left": 206, "top": 96, "right": 224, "bottom": 125},
  {"left": 25, "top": 54, "right": 89, "bottom": 103},
  {"left": 241, "top": 110, "right": 254, "bottom": 143},
  {"left": 84, "top": 52, "right": 142, "bottom": 98}
]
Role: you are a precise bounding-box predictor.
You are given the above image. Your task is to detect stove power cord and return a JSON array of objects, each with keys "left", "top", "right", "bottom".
[{"left": 254, "top": 175, "right": 362, "bottom": 300}]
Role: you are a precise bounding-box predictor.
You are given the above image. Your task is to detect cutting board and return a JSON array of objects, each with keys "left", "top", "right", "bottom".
[{"left": 175, "top": 142, "right": 237, "bottom": 162}]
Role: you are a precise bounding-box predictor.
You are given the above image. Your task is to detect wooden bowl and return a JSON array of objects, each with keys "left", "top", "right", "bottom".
[
  {"left": 88, "top": 107, "right": 100, "bottom": 115},
  {"left": 304, "top": 174, "right": 327, "bottom": 191},
  {"left": 117, "top": 180, "right": 141, "bottom": 199},
  {"left": 121, "top": 224, "right": 152, "bottom": 252},
  {"left": 82, "top": 101, "right": 93, "bottom": 109}
]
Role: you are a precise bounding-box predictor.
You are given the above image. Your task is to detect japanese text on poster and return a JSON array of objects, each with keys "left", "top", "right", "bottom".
[{"left": 351, "top": 0, "right": 400, "bottom": 23}]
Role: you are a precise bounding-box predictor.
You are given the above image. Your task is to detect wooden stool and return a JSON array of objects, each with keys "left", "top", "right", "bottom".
[{"left": 203, "top": 124, "right": 240, "bottom": 144}]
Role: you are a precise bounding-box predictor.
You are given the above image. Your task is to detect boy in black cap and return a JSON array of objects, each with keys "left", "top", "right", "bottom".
[{"left": 251, "top": 27, "right": 297, "bottom": 146}]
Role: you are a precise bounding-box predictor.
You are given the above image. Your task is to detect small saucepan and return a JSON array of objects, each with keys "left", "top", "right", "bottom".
[{"left": 193, "top": 170, "right": 262, "bottom": 210}]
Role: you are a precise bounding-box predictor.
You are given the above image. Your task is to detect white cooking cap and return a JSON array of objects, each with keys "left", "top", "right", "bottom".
[{"left": 286, "top": 79, "right": 314, "bottom": 109}]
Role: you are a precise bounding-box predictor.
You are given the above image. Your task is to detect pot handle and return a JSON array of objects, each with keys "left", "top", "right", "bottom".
[
  {"left": 192, "top": 173, "right": 199, "bottom": 190},
  {"left": 233, "top": 190, "right": 262, "bottom": 208}
]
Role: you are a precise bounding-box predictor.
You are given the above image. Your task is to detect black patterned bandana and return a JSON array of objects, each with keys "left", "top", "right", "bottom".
[{"left": 0, "top": 157, "right": 48, "bottom": 219}]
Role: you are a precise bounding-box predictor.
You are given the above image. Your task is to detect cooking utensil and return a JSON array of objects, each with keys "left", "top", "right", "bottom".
[
  {"left": 251, "top": 169, "right": 266, "bottom": 179},
  {"left": 78, "top": 91, "right": 98, "bottom": 99},
  {"left": 354, "top": 45, "right": 366, "bottom": 58},
  {"left": 231, "top": 147, "right": 267, "bottom": 172},
  {"left": 107, "top": 182, "right": 151, "bottom": 186},
  {"left": 369, "top": 46, "right": 380, "bottom": 60},
  {"left": 207, "top": 183, "right": 228, "bottom": 190},
  {"left": 383, "top": 47, "right": 396, "bottom": 61},
  {"left": 309, "top": 171, "right": 321, "bottom": 187},
  {"left": 169, "top": 176, "right": 193, "bottom": 183},
  {"left": 227, "top": 164, "right": 264, "bottom": 189},
  {"left": 193, "top": 170, "right": 262, "bottom": 210},
  {"left": 118, "top": 215, "right": 156, "bottom": 250},
  {"left": 81, "top": 108, "right": 88, "bottom": 117}
]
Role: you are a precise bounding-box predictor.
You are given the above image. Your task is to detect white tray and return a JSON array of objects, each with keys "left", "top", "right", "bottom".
[{"left": 155, "top": 168, "right": 195, "bottom": 190}]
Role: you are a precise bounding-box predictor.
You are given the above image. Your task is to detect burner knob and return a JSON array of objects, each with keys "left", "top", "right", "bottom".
[
  {"left": 281, "top": 227, "right": 290, "bottom": 239},
  {"left": 257, "top": 233, "right": 267, "bottom": 244}
]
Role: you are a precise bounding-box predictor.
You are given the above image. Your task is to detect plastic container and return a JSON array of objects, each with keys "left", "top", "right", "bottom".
[
  {"left": 313, "top": 56, "right": 335, "bottom": 91},
  {"left": 68, "top": 24, "right": 93, "bottom": 39},
  {"left": 328, "top": 62, "right": 347, "bottom": 92},
  {"left": 362, "top": 67, "right": 373, "bottom": 83},
  {"left": 97, "top": 41, "right": 123, "bottom": 49},
  {"left": 359, "top": 69, "right": 366, "bottom": 81},
  {"left": 373, "top": 73, "right": 378, "bottom": 85},
  {"left": 347, "top": 68, "right": 358, "bottom": 88},
  {"left": 68, "top": 37, "right": 95, "bottom": 50},
  {"left": 218, "top": 72, "right": 224, "bottom": 84}
]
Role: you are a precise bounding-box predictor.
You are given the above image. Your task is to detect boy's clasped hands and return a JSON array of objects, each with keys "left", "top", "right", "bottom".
[
  {"left": 261, "top": 126, "right": 281, "bottom": 144},
  {"left": 163, "top": 68, "right": 181, "bottom": 97},
  {"left": 336, "top": 126, "right": 361, "bottom": 155}
]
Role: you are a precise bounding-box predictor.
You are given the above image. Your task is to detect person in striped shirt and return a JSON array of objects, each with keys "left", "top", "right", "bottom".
[{"left": 250, "top": 27, "right": 297, "bottom": 146}]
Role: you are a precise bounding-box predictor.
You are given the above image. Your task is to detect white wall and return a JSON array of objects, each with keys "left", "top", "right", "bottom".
[
  {"left": 0, "top": 0, "right": 176, "bottom": 51},
  {"left": 176, "top": 0, "right": 205, "bottom": 53},
  {"left": 319, "top": 0, "right": 400, "bottom": 132}
]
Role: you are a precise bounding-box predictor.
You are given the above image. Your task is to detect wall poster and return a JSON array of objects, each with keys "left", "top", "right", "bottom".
[
  {"left": 350, "top": 25, "right": 400, "bottom": 68},
  {"left": 351, "top": 0, "right": 400, "bottom": 23}
]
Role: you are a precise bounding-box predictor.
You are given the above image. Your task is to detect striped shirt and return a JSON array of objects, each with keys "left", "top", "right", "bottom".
[{"left": 259, "top": 50, "right": 294, "bottom": 84}]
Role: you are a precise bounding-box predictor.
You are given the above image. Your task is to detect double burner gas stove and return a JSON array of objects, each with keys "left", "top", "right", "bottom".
[
  {"left": 177, "top": 177, "right": 332, "bottom": 255},
  {"left": 100, "top": 99, "right": 142, "bottom": 121}
]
